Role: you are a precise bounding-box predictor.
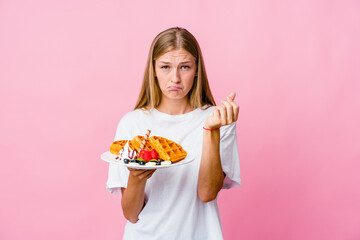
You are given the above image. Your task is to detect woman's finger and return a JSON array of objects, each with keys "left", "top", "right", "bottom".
[
  {"left": 129, "top": 169, "right": 143, "bottom": 176},
  {"left": 137, "top": 169, "right": 156, "bottom": 179},
  {"left": 228, "top": 101, "right": 239, "bottom": 121},
  {"left": 127, "top": 167, "right": 137, "bottom": 173},
  {"left": 128, "top": 168, "right": 150, "bottom": 176},
  {"left": 218, "top": 105, "right": 227, "bottom": 126},
  {"left": 226, "top": 92, "right": 239, "bottom": 122},
  {"left": 138, "top": 170, "right": 151, "bottom": 179},
  {"left": 213, "top": 107, "right": 221, "bottom": 119},
  {"left": 232, "top": 102, "right": 239, "bottom": 120},
  {"left": 227, "top": 92, "right": 236, "bottom": 101},
  {"left": 221, "top": 100, "right": 234, "bottom": 124}
]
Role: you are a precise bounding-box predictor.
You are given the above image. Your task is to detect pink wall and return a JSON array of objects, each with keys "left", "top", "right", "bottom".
[{"left": 1, "top": 1, "right": 359, "bottom": 239}]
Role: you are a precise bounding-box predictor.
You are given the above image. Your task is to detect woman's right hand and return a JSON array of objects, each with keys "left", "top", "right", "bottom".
[{"left": 128, "top": 168, "right": 156, "bottom": 183}]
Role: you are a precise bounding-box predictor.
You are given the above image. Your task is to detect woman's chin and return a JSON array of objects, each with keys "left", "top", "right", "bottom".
[{"left": 163, "top": 92, "right": 187, "bottom": 101}]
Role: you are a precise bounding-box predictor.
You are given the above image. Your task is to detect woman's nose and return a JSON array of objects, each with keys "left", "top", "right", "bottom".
[{"left": 171, "top": 69, "right": 181, "bottom": 83}]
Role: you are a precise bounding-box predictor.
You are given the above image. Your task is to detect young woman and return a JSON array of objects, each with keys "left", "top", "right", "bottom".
[{"left": 106, "top": 27, "right": 241, "bottom": 240}]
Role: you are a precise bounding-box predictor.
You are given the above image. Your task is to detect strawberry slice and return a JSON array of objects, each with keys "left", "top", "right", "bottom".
[
  {"left": 138, "top": 150, "right": 145, "bottom": 159},
  {"left": 143, "top": 150, "right": 151, "bottom": 162},
  {"left": 150, "top": 149, "right": 158, "bottom": 160}
]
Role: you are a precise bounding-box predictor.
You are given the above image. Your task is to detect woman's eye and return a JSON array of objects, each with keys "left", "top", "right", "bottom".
[
  {"left": 181, "top": 65, "right": 190, "bottom": 69},
  {"left": 161, "top": 66, "right": 169, "bottom": 70}
]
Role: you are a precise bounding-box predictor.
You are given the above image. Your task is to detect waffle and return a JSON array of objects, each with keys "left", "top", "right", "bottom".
[
  {"left": 131, "top": 135, "right": 154, "bottom": 152},
  {"left": 110, "top": 140, "right": 127, "bottom": 155},
  {"left": 109, "top": 136, "right": 187, "bottom": 162},
  {"left": 110, "top": 140, "right": 135, "bottom": 155},
  {"left": 149, "top": 136, "right": 187, "bottom": 162}
]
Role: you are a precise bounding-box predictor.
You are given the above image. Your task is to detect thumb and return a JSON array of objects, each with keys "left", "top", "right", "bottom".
[{"left": 227, "top": 92, "right": 236, "bottom": 101}]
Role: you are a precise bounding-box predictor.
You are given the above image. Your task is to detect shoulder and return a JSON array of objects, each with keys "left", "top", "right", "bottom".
[{"left": 115, "top": 109, "right": 143, "bottom": 132}]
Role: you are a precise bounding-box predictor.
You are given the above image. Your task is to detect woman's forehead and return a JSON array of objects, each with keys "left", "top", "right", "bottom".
[{"left": 157, "top": 49, "right": 195, "bottom": 63}]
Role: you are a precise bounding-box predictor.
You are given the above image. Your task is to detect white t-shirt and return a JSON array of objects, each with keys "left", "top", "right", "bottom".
[{"left": 106, "top": 107, "right": 241, "bottom": 240}]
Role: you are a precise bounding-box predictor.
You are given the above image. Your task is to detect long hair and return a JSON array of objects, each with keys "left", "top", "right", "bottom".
[{"left": 134, "top": 27, "right": 215, "bottom": 110}]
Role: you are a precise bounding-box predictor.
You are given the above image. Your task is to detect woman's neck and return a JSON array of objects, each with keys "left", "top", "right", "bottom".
[{"left": 156, "top": 98, "right": 194, "bottom": 115}]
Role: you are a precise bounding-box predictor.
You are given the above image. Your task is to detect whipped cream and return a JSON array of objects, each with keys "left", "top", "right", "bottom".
[{"left": 120, "top": 141, "right": 137, "bottom": 161}]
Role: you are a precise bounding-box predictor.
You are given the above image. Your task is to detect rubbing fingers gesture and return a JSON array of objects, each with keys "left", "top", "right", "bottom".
[{"left": 204, "top": 92, "right": 239, "bottom": 129}]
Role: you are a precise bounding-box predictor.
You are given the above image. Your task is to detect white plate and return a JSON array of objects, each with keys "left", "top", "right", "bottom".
[{"left": 100, "top": 151, "right": 195, "bottom": 169}]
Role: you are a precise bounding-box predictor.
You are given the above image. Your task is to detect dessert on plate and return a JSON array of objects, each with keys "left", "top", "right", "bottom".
[{"left": 110, "top": 129, "right": 187, "bottom": 166}]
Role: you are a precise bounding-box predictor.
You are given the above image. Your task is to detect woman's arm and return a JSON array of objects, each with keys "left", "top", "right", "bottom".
[
  {"left": 121, "top": 169, "right": 155, "bottom": 223},
  {"left": 197, "top": 92, "right": 239, "bottom": 202},
  {"left": 197, "top": 129, "right": 225, "bottom": 202}
]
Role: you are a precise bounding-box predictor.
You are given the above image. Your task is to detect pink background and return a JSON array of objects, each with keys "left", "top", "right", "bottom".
[{"left": 1, "top": 1, "right": 359, "bottom": 239}]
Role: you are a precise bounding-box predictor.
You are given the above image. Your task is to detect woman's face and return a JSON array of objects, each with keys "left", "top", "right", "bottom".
[{"left": 155, "top": 49, "right": 197, "bottom": 102}]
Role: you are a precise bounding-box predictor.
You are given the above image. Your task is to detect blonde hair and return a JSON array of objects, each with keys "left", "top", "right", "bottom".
[{"left": 134, "top": 27, "right": 215, "bottom": 110}]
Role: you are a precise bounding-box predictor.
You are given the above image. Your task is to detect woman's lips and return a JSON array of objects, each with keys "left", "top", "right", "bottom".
[{"left": 167, "top": 86, "right": 182, "bottom": 90}]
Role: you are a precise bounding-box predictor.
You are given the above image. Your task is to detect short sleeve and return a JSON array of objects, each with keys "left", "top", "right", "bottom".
[
  {"left": 106, "top": 114, "right": 133, "bottom": 194},
  {"left": 220, "top": 122, "right": 241, "bottom": 189}
]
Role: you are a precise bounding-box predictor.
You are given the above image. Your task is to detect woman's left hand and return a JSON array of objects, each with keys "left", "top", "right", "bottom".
[{"left": 204, "top": 92, "right": 239, "bottom": 129}]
